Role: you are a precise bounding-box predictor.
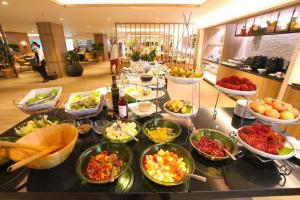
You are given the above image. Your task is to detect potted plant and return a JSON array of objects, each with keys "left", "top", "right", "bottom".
[{"left": 65, "top": 50, "right": 83, "bottom": 77}]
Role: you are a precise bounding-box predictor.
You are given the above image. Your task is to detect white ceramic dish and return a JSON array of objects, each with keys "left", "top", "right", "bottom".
[
  {"left": 128, "top": 101, "right": 161, "bottom": 117},
  {"left": 163, "top": 101, "right": 198, "bottom": 118},
  {"left": 234, "top": 99, "right": 255, "bottom": 119},
  {"left": 65, "top": 91, "right": 101, "bottom": 116},
  {"left": 125, "top": 86, "right": 165, "bottom": 102},
  {"left": 165, "top": 73, "right": 204, "bottom": 84},
  {"left": 17, "top": 87, "right": 62, "bottom": 111},
  {"left": 237, "top": 129, "right": 296, "bottom": 160},
  {"left": 247, "top": 105, "right": 300, "bottom": 124},
  {"left": 215, "top": 85, "right": 257, "bottom": 97}
]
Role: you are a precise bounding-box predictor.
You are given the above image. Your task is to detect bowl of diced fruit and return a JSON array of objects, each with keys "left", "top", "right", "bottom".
[{"left": 140, "top": 143, "right": 195, "bottom": 186}]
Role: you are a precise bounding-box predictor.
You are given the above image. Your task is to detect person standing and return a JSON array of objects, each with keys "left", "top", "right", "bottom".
[
  {"left": 109, "top": 39, "right": 119, "bottom": 74},
  {"left": 31, "top": 42, "right": 50, "bottom": 83}
]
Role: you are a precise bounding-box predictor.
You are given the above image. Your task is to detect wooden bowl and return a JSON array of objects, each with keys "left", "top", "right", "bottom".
[{"left": 9, "top": 124, "right": 78, "bottom": 169}]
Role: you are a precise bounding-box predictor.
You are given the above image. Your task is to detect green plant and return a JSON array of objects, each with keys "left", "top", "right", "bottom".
[
  {"left": 65, "top": 50, "right": 80, "bottom": 65},
  {"left": 92, "top": 42, "right": 104, "bottom": 52},
  {"left": 132, "top": 51, "right": 140, "bottom": 61}
]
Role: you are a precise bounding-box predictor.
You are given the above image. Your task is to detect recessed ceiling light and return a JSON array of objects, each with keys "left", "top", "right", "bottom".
[
  {"left": 73, "top": 32, "right": 77, "bottom": 35},
  {"left": 59, "top": 18, "right": 64, "bottom": 21},
  {"left": 107, "top": 17, "right": 111, "bottom": 21},
  {"left": 87, "top": 25, "right": 90, "bottom": 28},
  {"left": 1, "top": 1, "right": 8, "bottom": 5},
  {"left": 31, "top": 30, "right": 35, "bottom": 33}
]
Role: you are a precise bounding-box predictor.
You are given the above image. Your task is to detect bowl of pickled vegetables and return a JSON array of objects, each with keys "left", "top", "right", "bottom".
[
  {"left": 140, "top": 143, "right": 195, "bottom": 186},
  {"left": 76, "top": 142, "right": 132, "bottom": 184},
  {"left": 142, "top": 118, "right": 181, "bottom": 144},
  {"left": 103, "top": 120, "right": 141, "bottom": 143}
]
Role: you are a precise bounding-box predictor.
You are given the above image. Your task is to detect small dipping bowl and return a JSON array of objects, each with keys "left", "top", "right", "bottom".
[{"left": 75, "top": 119, "right": 92, "bottom": 135}]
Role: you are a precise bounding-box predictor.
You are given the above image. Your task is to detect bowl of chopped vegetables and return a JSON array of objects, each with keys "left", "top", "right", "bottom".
[
  {"left": 140, "top": 143, "right": 195, "bottom": 186},
  {"left": 14, "top": 115, "right": 60, "bottom": 137},
  {"left": 142, "top": 118, "right": 181, "bottom": 144},
  {"left": 189, "top": 129, "right": 238, "bottom": 161},
  {"left": 76, "top": 142, "right": 132, "bottom": 184},
  {"left": 103, "top": 120, "right": 141, "bottom": 143}
]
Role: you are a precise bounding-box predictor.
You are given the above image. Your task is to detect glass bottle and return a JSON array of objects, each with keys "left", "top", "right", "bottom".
[
  {"left": 111, "top": 75, "right": 119, "bottom": 114},
  {"left": 118, "top": 88, "right": 128, "bottom": 120}
]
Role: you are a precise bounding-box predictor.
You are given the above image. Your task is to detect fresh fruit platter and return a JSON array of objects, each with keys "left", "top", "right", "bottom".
[
  {"left": 140, "top": 143, "right": 195, "bottom": 186},
  {"left": 17, "top": 87, "right": 62, "bottom": 111},
  {"left": 248, "top": 97, "right": 300, "bottom": 124},
  {"left": 190, "top": 129, "right": 238, "bottom": 161},
  {"left": 215, "top": 76, "right": 257, "bottom": 96},
  {"left": 14, "top": 115, "right": 59, "bottom": 137},
  {"left": 237, "top": 123, "right": 295, "bottom": 160},
  {"left": 85, "top": 151, "right": 123, "bottom": 181},
  {"left": 164, "top": 100, "right": 198, "bottom": 118},
  {"left": 65, "top": 90, "right": 101, "bottom": 116},
  {"left": 104, "top": 120, "right": 140, "bottom": 143},
  {"left": 166, "top": 66, "right": 204, "bottom": 84}
]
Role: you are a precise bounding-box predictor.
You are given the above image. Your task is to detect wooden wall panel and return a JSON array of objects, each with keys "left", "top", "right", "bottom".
[{"left": 283, "top": 86, "right": 300, "bottom": 139}]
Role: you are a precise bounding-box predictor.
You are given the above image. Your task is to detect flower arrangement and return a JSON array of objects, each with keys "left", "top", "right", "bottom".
[
  {"left": 131, "top": 45, "right": 157, "bottom": 62},
  {"left": 248, "top": 25, "right": 267, "bottom": 51}
]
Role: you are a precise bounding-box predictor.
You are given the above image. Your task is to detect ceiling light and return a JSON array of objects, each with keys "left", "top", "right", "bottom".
[
  {"left": 31, "top": 30, "right": 35, "bottom": 33},
  {"left": 87, "top": 25, "right": 90, "bottom": 28},
  {"left": 27, "top": 33, "right": 39, "bottom": 37},
  {"left": 60, "top": 18, "right": 64, "bottom": 21},
  {"left": 1, "top": 1, "right": 8, "bottom": 5},
  {"left": 107, "top": 17, "right": 111, "bottom": 21},
  {"left": 53, "top": 0, "right": 206, "bottom": 6}
]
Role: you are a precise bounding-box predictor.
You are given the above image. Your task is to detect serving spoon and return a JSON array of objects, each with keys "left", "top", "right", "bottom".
[{"left": 113, "top": 122, "right": 139, "bottom": 142}]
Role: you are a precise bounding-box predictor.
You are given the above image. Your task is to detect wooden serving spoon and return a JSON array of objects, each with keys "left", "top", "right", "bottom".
[
  {"left": 0, "top": 141, "right": 45, "bottom": 151},
  {"left": 7, "top": 144, "right": 64, "bottom": 172},
  {"left": 214, "top": 139, "right": 237, "bottom": 161}
]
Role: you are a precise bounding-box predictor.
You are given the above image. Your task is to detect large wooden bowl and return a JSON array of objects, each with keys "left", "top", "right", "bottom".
[{"left": 9, "top": 124, "right": 78, "bottom": 169}]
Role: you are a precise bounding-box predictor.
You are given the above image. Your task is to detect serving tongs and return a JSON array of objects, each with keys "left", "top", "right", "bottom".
[{"left": 25, "top": 93, "right": 57, "bottom": 107}]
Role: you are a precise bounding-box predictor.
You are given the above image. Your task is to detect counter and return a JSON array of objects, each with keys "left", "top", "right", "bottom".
[
  {"left": 217, "top": 64, "right": 283, "bottom": 99},
  {"left": 1, "top": 92, "right": 300, "bottom": 199}
]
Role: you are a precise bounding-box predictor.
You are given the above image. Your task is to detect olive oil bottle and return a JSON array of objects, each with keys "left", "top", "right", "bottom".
[{"left": 111, "top": 75, "right": 119, "bottom": 114}]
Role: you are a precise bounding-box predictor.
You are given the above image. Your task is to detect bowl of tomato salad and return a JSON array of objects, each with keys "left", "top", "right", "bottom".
[
  {"left": 140, "top": 143, "right": 195, "bottom": 186},
  {"left": 189, "top": 129, "right": 239, "bottom": 161},
  {"left": 76, "top": 142, "right": 132, "bottom": 184}
]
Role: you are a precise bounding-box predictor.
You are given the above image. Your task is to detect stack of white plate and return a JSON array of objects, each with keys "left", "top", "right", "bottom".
[{"left": 234, "top": 99, "right": 255, "bottom": 119}]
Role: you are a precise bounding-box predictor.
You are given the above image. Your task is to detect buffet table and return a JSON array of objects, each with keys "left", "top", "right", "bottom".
[{"left": 1, "top": 88, "right": 300, "bottom": 200}]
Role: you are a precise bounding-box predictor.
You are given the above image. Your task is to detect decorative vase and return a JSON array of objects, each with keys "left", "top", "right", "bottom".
[
  {"left": 66, "top": 62, "right": 83, "bottom": 77},
  {"left": 252, "top": 36, "right": 262, "bottom": 51}
]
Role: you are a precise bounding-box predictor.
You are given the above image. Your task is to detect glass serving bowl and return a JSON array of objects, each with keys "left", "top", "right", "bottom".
[
  {"left": 189, "top": 129, "right": 239, "bottom": 161},
  {"left": 76, "top": 142, "right": 133, "bottom": 184},
  {"left": 140, "top": 143, "right": 195, "bottom": 186},
  {"left": 102, "top": 120, "right": 141, "bottom": 143},
  {"left": 75, "top": 119, "right": 92, "bottom": 135},
  {"left": 92, "top": 119, "right": 109, "bottom": 135},
  {"left": 142, "top": 118, "right": 182, "bottom": 144}
]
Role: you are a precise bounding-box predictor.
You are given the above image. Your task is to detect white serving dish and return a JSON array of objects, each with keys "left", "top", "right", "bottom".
[
  {"left": 165, "top": 73, "right": 204, "bottom": 84},
  {"left": 234, "top": 99, "right": 255, "bottom": 119},
  {"left": 17, "top": 87, "right": 62, "bottom": 111},
  {"left": 125, "top": 86, "right": 165, "bottom": 101},
  {"left": 163, "top": 101, "right": 198, "bottom": 118},
  {"left": 215, "top": 84, "right": 257, "bottom": 97},
  {"left": 237, "top": 128, "right": 296, "bottom": 160},
  {"left": 128, "top": 101, "right": 161, "bottom": 117},
  {"left": 65, "top": 91, "right": 101, "bottom": 116},
  {"left": 247, "top": 105, "right": 300, "bottom": 124}
]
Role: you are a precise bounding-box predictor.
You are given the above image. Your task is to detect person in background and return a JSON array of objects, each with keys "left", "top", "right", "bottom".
[
  {"left": 109, "top": 39, "right": 119, "bottom": 74},
  {"left": 31, "top": 42, "right": 50, "bottom": 83},
  {"left": 7, "top": 47, "right": 18, "bottom": 77}
]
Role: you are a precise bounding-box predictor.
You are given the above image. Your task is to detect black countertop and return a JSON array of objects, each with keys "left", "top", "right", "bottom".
[
  {"left": 1, "top": 93, "right": 300, "bottom": 200},
  {"left": 220, "top": 64, "right": 284, "bottom": 82}
]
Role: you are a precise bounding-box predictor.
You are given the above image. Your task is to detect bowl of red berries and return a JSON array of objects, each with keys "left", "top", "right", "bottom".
[
  {"left": 237, "top": 123, "right": 295, "bottom": 160},
  {"left": 216, "top": 76, "right": 257, "bottom": 96}
]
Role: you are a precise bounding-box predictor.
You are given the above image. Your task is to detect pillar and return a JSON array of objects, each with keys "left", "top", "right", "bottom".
[
  {"left": 36, "top": 22, "right": 67, "bottom": 77},
  {"left": 93, "top": 33, "right": 109, "bottom": 61}
]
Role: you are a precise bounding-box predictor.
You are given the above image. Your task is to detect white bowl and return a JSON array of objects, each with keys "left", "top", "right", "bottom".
[
  {"left": 237, "top": 128, "right": 296, "bottom": 160},
  {"left": 166, "top": 73, "right": 204, "bottom": 84},
  {"left": 247, "top": 105, "right": 300, "bottom": 124},
  {"left": 234, "top": 99, "right": 255, "bottom": 119},
  {"left": 17, "top": 87, "right": 62, "bottom": 111},
  {"left": 163, "top": 101, "right": 199, "bottom": 118},
  {"left": 215, "top": 85, "right": 257, "bottom": 97}
]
